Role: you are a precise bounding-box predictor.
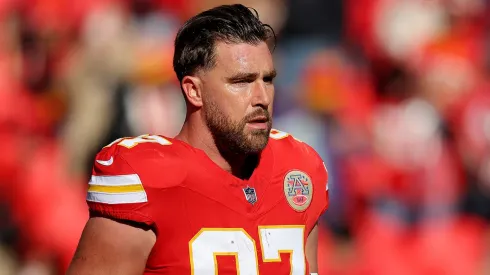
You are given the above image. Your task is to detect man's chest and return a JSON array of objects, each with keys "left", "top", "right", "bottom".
[{"left": 145, "top": 177, "right": 315, "bottom": 275}]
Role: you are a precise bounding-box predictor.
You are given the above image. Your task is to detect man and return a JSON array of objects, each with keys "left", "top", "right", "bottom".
[{"left": 68, "top": 4, "right": 328, "bottom": 275}]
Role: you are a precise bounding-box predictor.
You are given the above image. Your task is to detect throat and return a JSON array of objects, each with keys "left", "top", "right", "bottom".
[
  {"left": 230, "top": 154, "right": 260, "bottom": 180},
  {"left": 175, "top": 125, "right": 261, "bottom": 180}
]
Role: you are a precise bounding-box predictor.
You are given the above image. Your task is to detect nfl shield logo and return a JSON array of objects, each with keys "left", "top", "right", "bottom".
[{"left": 242, "top": 186, "right": 257, "bottom": 205}]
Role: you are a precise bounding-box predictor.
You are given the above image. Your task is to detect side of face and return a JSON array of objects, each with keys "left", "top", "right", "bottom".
[{"left": 200, "top": 41, "right": 276, "bottom": 155}]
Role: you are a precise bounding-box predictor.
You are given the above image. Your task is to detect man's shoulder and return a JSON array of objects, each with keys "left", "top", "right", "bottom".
[
  {"left": 92, "top": 135, "right": 190, "bottom": 189},
  {"left": 97, "top": 134, "right": 182, "bottom": 157},
  {"left": 87, "top": 135, "right": 191, "bottom": 225},
  {"left": 268, "top": 129, "right": 322, "bottom": 164},
  {"left": 268, "top": 128, "right": 327, "bottom": 189},
  {"left": 268, "top": 129, "right": 329, "bottom": 218}
]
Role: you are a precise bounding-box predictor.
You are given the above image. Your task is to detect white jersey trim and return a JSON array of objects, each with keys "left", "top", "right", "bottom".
[
  {"left": 87, "top": 174, "right": 147, "bottom": 204},
  {"left": 87, "top": 191, "right": 147, "bottom": 204},
  {"left": 89, "top": 174, "right": 142, "bottom": 186}
]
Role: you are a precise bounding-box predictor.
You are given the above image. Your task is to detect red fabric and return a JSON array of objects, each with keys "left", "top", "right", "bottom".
[{"left": 88, "top": 134, "right": 329, "bottom": 274}]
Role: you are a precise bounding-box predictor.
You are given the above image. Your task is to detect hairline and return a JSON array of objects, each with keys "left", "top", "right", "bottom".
[{"left": 186, "top": 39, "right": 273, "bottom": 81}]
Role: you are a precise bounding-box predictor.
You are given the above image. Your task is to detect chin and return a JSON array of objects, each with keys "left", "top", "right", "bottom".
[
  {"left": 247, "top": 126, "right": 271, "bottom": 135},
  {"left": 244, "top": 135, "right": 269, "bottom": 153}
]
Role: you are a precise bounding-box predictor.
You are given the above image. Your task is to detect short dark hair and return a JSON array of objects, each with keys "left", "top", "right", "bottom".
[{"left": 173, "top": 4, "right": 275, "bottom": 83}]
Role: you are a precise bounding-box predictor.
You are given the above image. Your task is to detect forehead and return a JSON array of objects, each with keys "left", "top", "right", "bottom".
[{"left": 213, "top": 42, "right": 274, "bottom": 74}]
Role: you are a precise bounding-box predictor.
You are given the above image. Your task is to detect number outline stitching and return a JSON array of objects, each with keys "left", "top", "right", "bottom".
[
  {"left": 258, "top": 225, "right": 306, "bottom": 275},
  {"left": 189, "top": 228, "right": 259, "bottom": 275},
  {"left": 189, "top": 226, "right": 306, "bottom": 274}
]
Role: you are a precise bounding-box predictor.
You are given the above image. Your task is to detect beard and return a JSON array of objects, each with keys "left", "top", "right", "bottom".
[{"left": 203, "top": 101, "right": 272, "bottom": 156}]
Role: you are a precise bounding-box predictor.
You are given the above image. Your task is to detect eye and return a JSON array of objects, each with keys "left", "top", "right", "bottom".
[
  {"left": 263, "top": 76, "right": 274, "bottom": 84},
  {"left": 232, "top": 79, "right": 253, "bottom": 85}
]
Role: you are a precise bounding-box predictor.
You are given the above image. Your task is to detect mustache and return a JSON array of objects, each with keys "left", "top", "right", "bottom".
[{"left": 243, "top": 108, "right": 271, "bottom": 122}]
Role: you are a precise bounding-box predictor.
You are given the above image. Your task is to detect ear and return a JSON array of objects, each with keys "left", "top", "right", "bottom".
[{"left": 181, "top": 75, "right": 203, "bottom": 107}]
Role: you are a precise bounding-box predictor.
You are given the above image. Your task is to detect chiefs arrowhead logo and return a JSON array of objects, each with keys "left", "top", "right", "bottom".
[{"left": 283, "top": 170, "right": 313, "bottom": 212}]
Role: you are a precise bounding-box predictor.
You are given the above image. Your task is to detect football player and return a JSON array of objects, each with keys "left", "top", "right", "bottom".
[{"left": 68, "top": 4, "right": 328, "bottom": 275}]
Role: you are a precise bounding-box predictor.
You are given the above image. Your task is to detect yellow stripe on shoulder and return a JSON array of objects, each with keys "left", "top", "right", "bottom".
[
  {"left": 88, "top": 184, "right": 145, "bottom": 194},
  {"left": 90, "top": 174, "right": 142, "bottom": 187}
]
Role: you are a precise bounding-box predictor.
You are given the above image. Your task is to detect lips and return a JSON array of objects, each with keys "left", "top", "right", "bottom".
[{"left": 248, "top": 116, "right": 269, "bottom": 123}]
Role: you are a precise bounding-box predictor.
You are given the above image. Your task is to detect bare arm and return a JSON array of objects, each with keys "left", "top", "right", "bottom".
[
  {"left": 67, "top": 217, "right": 156, "bottom": 275},
  {"left": 306, "top": 223, "right": 319, "bottom": 273}
]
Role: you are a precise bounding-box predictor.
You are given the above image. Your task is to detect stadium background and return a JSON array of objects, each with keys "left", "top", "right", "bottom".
[{"left": 0, "top": 0, "right": 489, "bottom": 274}]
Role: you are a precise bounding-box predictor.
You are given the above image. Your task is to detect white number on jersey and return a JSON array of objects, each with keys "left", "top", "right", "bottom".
[
  {"left": 270, "top": 129, "right": 303, "bottom": 143},
  {"left": 105, "top": 134, "right": 172, "bottom": 149},
  {"left": 269, "top": 129, "right": 289, "bottom": 140},
  {"left": 189, "top": 226, "right": 305, "bottom": 274}
]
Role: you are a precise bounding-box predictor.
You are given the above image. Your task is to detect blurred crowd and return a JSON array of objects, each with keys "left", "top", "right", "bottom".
[{"left": 0, "top": 0, "right": 489, "bottom": 274}]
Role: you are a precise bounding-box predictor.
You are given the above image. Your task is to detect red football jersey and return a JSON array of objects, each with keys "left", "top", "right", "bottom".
[{"left": 87, "top": 129, "right": 329, "bottom": 274}]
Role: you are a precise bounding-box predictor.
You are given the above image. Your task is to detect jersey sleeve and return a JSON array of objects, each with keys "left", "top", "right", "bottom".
[
  {"left": 270, "top": 129, "right": 330, "bottom": 225},
  {"left": 304, "top": 143, "right": 329, "bottom": 226},
  {"left": 86, "top": 144, "right": 157, "bottom": 227}
]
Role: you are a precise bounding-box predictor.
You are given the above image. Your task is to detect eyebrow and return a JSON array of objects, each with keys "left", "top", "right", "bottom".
[
  {"left": 265, "top": 69, "right": 277, "bottom": 79},
  {"left": 226, "top": 69, "right": 277, "bottom": 82}
]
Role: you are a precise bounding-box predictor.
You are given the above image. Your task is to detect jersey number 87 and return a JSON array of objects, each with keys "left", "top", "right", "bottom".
[{"left": 189, "top": 225, "right": 306, "bottom": 274}]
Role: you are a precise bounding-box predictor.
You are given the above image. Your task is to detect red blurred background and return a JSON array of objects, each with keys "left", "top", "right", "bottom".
[{"left": 0, "top": 0, "right": 489, "bottom": 274}]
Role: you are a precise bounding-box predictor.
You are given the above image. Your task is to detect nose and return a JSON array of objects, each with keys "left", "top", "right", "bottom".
[{"left": 251, "top": 81, "right": 272, "bottom": 108}]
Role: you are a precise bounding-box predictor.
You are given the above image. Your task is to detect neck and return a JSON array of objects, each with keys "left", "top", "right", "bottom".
[{"left": 175, "top": 112, "right": 258, "bottom": 179}]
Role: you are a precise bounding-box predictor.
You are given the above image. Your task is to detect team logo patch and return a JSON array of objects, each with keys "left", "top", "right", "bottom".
[
  {"left": 243, "top": 186, "right": 257, "bottom": 205},
  {"left": 283, "top": 170, "right": 313, "bottom": 211}
]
